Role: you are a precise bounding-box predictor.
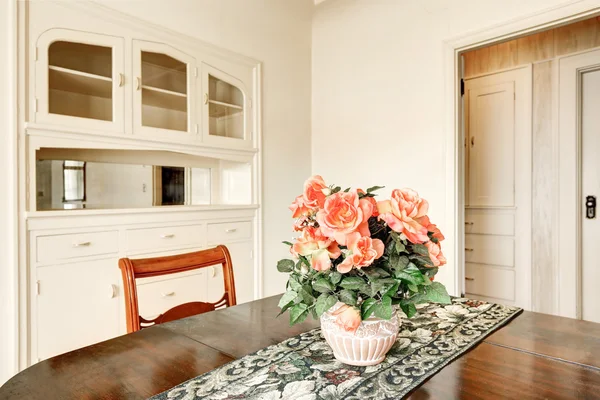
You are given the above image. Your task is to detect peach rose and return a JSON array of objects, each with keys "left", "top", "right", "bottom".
[
  {"left": 417, "top": 215, "right": 445, "bottom": 242},
  {"left": 377, "top": 188, "right": 429, "bottom": 244},
  {"left": 357, "top": 189, "right": 379, "bottom": 217},
  {"left": 338, "top": 232, "right": 385, "bottom": 273},
  {"left": 332, "top": 304, "right": 361, "bottom": 333},
  {"left": 316, "top": 191, "right": 373, "bottom": 245},
  {"left": 425, "top": 240, "right": 447, "bottom": 267},
  {"left": 289, "top": 195, "right": 310, "bottom": 219},
  {"left": 303, "top": 175, "right": 328, "bottom": 209},
  {"left": 291, "top": 227, "right": 341, "bottom": 271}
]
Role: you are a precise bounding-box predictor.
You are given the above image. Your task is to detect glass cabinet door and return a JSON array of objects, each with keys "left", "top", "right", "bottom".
[
  {"left": 202, "top": 63, "right": 251, "bottom": 148},
  {"left": 35, "top": 30, "right": 125, "bottom": 132},
  {"left": 133, "top": 41, "right": 196, "bottom": 138}
]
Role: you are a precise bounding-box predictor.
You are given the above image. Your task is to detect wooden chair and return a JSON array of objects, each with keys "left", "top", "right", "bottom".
[{"left": 118, "top": 245, "right": 236, "bottom": 333}]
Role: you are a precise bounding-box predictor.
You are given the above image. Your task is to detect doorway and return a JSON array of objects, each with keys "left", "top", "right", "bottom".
[{"left": 454, "top": 15, "right": 600, "bottom": 317}]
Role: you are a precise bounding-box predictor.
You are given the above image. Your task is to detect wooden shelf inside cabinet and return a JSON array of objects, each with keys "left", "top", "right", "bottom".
[
  {"left": 49, "top": 65, "right": 112, "bottom": 98},
  {"left": 141, "top": 85, "right": 187, "bottom": 112},
  {"left": 208, "top": 100, "right": 243, "bottom": 118}
]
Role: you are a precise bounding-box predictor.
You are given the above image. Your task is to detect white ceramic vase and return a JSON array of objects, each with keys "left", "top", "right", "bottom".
[{"left": 320, "top": 302, "right": 400, "bottom": 366}]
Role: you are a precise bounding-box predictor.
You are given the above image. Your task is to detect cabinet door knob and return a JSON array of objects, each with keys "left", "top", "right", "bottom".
[
  {"left": 162, "top": 291, "right": 175, "bottom": 297},
  {"left": 160, "top": 234, "right": 175, "bottom": 239},
  {"left": 109, "top": 284, "right": 117, "bottom": 299},
  {"left": 465, "top": 277, "right": 475, "bottom": 281},
  {"left": 73, "top": 241, "right": 91, "bottom": 247},
  {"left": 118, "top": 73, "right": 125, "bottom": 87},
  {"left": 225, "top": 228, "right": 237, "bottom": 233}
]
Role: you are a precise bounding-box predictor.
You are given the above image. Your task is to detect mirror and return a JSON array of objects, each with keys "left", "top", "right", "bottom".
[
  {"left": 36, "top": 160, "right": 212, "bottom": 210},
  {"left": 35, "top": 148, "right": 253, "bottom": 211}
]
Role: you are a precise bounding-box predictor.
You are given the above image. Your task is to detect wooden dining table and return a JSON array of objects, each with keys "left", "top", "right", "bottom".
[{"left": 2, "top": 295, "right": 600, "bottom": 399}]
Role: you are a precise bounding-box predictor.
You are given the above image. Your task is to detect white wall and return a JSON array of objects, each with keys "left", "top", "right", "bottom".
[
  {"left": 312, "top": 0, "right": 581, "bottom": 291},
  {"left": 96, "top": 0, "right": 314, "bottom": 296},
  {"left": 0, "top": 0, "right": 17, "bottom": 386}
]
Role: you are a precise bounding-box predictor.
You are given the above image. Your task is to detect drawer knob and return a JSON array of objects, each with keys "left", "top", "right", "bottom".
[
  {"left": 109, "top": 284, "right": 117, "bottom": 299},
  {"left": 162, "top": 291, "right": 175, "bottom": 297},
  {"left": 465, "top": 248, "right": 474, "bottom": 252},
  {"left": 225, "top": 228, "right": 237, "bottom": 233},
  {"left": 465, "top": 222, "right": 474, "bottom": 225},
  {"left": 73, "top": 241, "right": 91, "bottom": 247},
  {"left": 160, "top": 234, "right": 175, "bottom": 239},
  {"left": 465, "top": 277, "right": 475, "bottom": 281}
]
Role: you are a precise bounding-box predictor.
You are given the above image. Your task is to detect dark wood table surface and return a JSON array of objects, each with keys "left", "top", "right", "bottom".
[{"left": 2, "top": 295, "right": 600, "bottom": 399}]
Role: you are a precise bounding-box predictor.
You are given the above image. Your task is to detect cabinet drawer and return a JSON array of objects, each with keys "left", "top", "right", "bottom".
[
  {"left": 465, "top": 210, "right": 514, "bottom": 236},
  {"left": 465, "top": 263, "right": 515, "bottom": 301},
  {"left": 465, "top": 234, "right": 514, "bottom": 267},
  {"left": 36, "top": 231, "right": 118, "bottom": 264},
  {"left": 126, "top": 225, "right": 204, "bottom": 253},
  {"left": 207, "top": 221, "right": 252, "bottom": 244},
  {"left": 137, "top": 270, "right": 207, "bottom": 319}
]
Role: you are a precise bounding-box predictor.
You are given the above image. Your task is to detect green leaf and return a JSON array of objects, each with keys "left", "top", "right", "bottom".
[
  {"left": 315, "top": 294, "right": 338, "bottom": 317},
  {"left": 331, "top": 186, "right": 341, "bottom": 194},
  {"left": 409, "top": 254, "right": 434, "bottom": 268},
  {"left": 409, "top": 282, "right": 451, "bottom": 305},
  {"left": 277, "top": 259, "right": 295, "bottom": 273},
  {"left": 361, "top": 298, "right": 378, "bottom": 320},
  {"left": 338, "top": 289, "right": 358, "bottom": 306},
  {"left": 289, "top": 303, "right": 309, "bottom": 325},
  {"left": 400, "top": 302, "right": 417, "bottom": 318},
  {"left": 384, "top": 282, "right": 400, "bottom": 297},
  {"left": 363, "top": 267, "right": 390, "bottom": 279},
  {"left": 329, "top": 271, "right": 342, "bottom": 285},
  {"left": 412, "top": 244, "right": 430, "bottom": 256},
  {"left": 359, "top": 283, "right": 377, "bottom": 298},
  {"left": 278, "top": 290, "right": 297, "bottom": 308},
  {"left": 340, "top": 277, "right": 364, "bottom": 290},
  {"left": 343, "top": 187, "right": 351, "bottom": 192},
  {"left": 282, "top": 241, "right": 293, "bottom": 247},
  {"left": 407, "top": 283, "right": 418, "bottom": 293},
  {"left": 298, "top": 287, "right": 315, "bottom": 305},
  {"left": 289, "top": 277, "right": 302, "bottom": 292},
  {"left": 395, "top": 241, "right": 406, "bottom": 253},
  {"left": 366, "top": 185, "right": 385, "bottom": 193},
  {"left": 374, "top": 296, "right": 393, "bottom": 319},
  {"left": 312, "top": 277, "right": 334, "bottom": 293}
]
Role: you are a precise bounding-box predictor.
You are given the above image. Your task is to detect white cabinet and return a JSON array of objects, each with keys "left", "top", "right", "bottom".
[
  {"left": 206, "top": 240, "right": 254, "bottom": 304},
  {"left": 35, "top": 29, "right": 125, "bottom": 132},
  {"left": 132, "top": 40, "right": 198, "bottom": 139},
  {"left": 35, "top": 258, "right": 121, "bottom": 360},
  {"left": 201, "top": 63, "right": 253, "bottom": 149}
]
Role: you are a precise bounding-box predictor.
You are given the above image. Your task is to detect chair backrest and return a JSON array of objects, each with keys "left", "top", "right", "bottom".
[{"left": 118, "top": 245, "right": 236, "bottom": 333}]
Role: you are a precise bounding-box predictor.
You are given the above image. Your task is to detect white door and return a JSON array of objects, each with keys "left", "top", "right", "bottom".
[
  {"left": 581, "top": 68, "right": 600, "bottom": 323},
  {"left": 557, "top": 49, "right": 600, "bottom": 319},
  {"left": 463, "top": 66, "right": 532, "bottom": 310},
  {"left": 35, "top": 258, "right": 121, "bottom": 361},
  {"left": 467, "top": 82, "right": 515, "bottom": 207}
]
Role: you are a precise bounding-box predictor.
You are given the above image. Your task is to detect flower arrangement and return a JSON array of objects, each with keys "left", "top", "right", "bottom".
[{"left": 278, "top": 175, "right": 451, "bottom": 332}]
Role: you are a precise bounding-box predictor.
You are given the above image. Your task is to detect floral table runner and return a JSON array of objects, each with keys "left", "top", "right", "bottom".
[{"left": 150, "top": 298, "right": 521, "bottom": 400}]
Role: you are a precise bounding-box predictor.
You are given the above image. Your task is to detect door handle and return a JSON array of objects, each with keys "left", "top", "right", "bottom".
[
  {"left": 204, "top": 93, "right": 209, "bottom": 105},
  {"left": 118, "top": 73, "right": 125, "bottom": 87},
  {"left": 161, "top": 291, "right": 175, "bottom": 297},
  {"left": 586, "top": 195, "right": 596, "bottom": 219},
  {"left": 73, "top": 241, "right": 91, "bottom": 247},
  {"left": 136, "top": 77, "right": 141, "bottom": 91}
]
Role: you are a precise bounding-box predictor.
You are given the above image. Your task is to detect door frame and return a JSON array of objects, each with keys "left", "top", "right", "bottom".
[
  {"left": 557, "top": 49, "right": 600, "bottom": 319},
  {"left": 442, "top": 0, "right": 600, "bottom": 299}
]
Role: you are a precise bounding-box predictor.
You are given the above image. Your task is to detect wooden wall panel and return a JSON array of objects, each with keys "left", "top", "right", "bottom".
[
  {"left": 531, "top": 61, "right": 555, "bottom": 315},
  {"left": 463, "top": 17, "right": 600, "bottom": 78}
]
